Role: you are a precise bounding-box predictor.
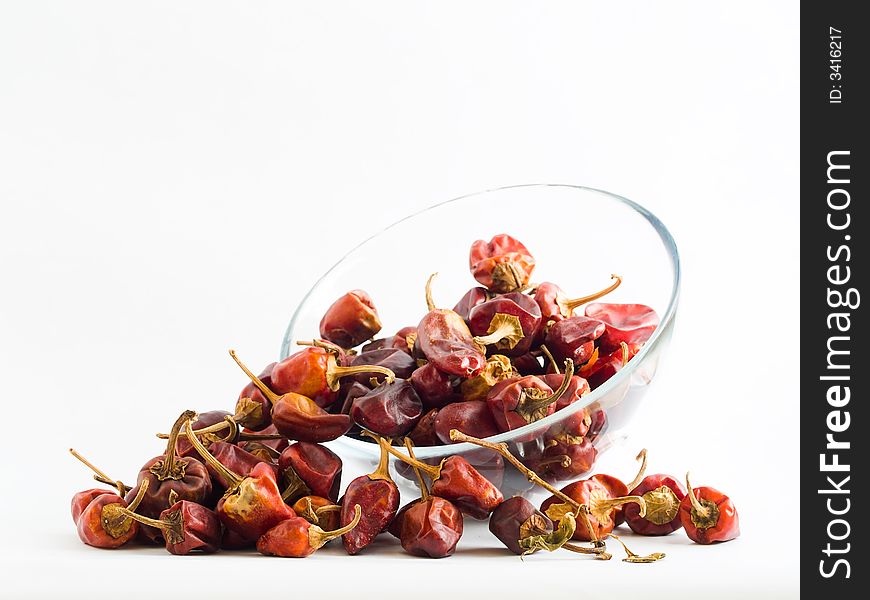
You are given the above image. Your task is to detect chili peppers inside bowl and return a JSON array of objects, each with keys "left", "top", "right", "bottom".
[{"left": 281, "top": 185, "right": 680, "bottom": 499}]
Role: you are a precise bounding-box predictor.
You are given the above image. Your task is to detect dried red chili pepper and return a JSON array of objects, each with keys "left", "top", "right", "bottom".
[
  {"left": 533, "top": 275, "right": 622, "bottom": 323},
  {"left": 319, "top": 289, "right": 382, "bottom": 348},
  {"left": 270, "top": 342, "right": 395, "bottom": 408},
  {"left": 540, "top": 370, "right": 591, "bottom": 438},
  {"left": 486, "top": 360, "right": 574, "bottom": 433},
  {"left": 396, "top": 439, "right": 463, "bottom": 558},
  {"left": 175, "top": 410, "right": 234, "bottom": 458},
  {"left": 510, "top": 352, "right": 546, "bottom": 376},
  {"left": 469, "top": 233, "right": 535, "bottom": 293},
  {"left": 239, "top": 423, "right": 290, "bottom": 457},
  {"left": 200, "top": 441, "right": 277, "bottom": 490},
  {"left": 69, "top": 450, "right": 144, "bottom": 549},
  {"left": 117, "top": 490, "right": 223, "bottom": 555},
  {"left": 533, "top": 435, "right": 598, "bottom": 481},
  {"left": 468, "top": 292, "right": 542, "bottom": 357},
  {"left": 339, "top": 435, "right": 400, "bottom": 555},
  {"left": 349, "top": 347, "right": 416, "bottom": 383},
  {"left": 624, "top": 474, "right": 687, "bottom": 536},
  {"left": 278, "top": 442, "right": 343, "bottom": 503},
  {"left": 410, "top": 361, "right": 461, "bottom": 409},
  {"left": 258, "top": 505, "right": 362, "bottom": 558},
  {"left": 234, "top": 362, "right": 277, "bottom": 431},
  {"left": 589, "top": 449, "right": 647, "bottom": 527},
  {"left": 292, "top": 496, "right": 342, "bottom": 532},
  {"left": 231, "top": 350, "right": 364, "bottom": 442},
  {"left": 351, "top": 379, "right": 424, "bottom": 437},
  {"left": 581, "top": 342, "right": 640, "bottom": 390},
  {"left": 679, "top": 473, "right": 740, "bottom": 544},
  {"left": 376, "top": 436, "right": 503, "bottom": 519},
  {"left": 584, "top": 302, "right": 659, "bottom": 353},
  {"left": 417, "top": 273, "right": 486, "bottom": 378},
  {"left": 363, "top": 326, "right": 417, "bottom": 355},
  {"left": 185, "top": 420, "right": 295, "bottom": 541},
  {"left": 546, "top": 316, "right": 605, "bottom": 365},
  {"left": 126, "top": 411, "right": 212, "bottom": 542},
  {"left": 489, "top": 496, "right": 553, "bottom": 555},
  {"left": 586, "top": 408, "right": 608, "bottom": 442},
  {"left": 434, "top": 400, "right": 500, "bottom": 444}
]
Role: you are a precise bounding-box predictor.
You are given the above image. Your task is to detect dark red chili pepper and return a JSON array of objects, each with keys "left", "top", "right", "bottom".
[
  {"left": 625, "top": 474, "right": 686, "bottom": 536},
  {"left": 319, "top": 289, "right": 383, "bottom": 348},
  {"left": 586, "top": 408, "right": 608, "bottom": 442},
  {"left": 533, "top": 434, "right": 598, "bottom": 481},
  {"left": 351, "top": 379, "right": 424, "bottom": 437},
  {"left": 584, "top": 302, "right": 659, "bottom": 353},
  {"left": 176, "top": 410, "right": 234, "bottom": 458},
  {"left": 291, "top": 495, "right": 342, "bottom": 532},
  {"left": 118, "top": 494, "right": 223, "bottom": 555},
  {"left": 349, "top": 347, "right": 416, "bottom": 383},
  {"left": 201, "top": 441, "right": 277, "bottom": 490},
  {"left": 231, "top": 350, "right": 363, "bottom": 443},
  {"left": 363, "top": 326, "right": 417, "bottom": 355},
  {"left": 258, "top": 505, "right": 362, "bottom": 558},
  {"left": 410, "top": 361, "right": 461, "bottom": 409},
  {"left": 434, "top": 400, "right": 500, "bottom": 444},
  {"left": 126, "top": 411, "right": 212, "bottom": 543},
  {"left": 394, "top": 439, "right": 463, "bottom": 558},
  {"left": 489, "top": 496, "right": 553, "bottom": 555},
  {"left": 510, "top": 352, "right": 545, "bottom": 376},
  {"left": 339, "top": 435, "right": 400, "bottom": 555},
  {"left": 469, "top": 233, "right": 535, "bottom": 293},
  {"left": 486, "top": 360, "right": 574, "bottom": 433},
  {"left": 240, "top": 423, "right": 289, "bottom": 456},
  {"left": 278, "top": 442, "right": 343, "bottom": 503},
  {"left": 337, "top": 381, "right": 373, "bottom": 415},
  {"left": 545, "top": 316, "right": 605, "bottom": 365},
  {"left": 407, "top": 408, "right": 441, "bottom": 446},
  {"left": 377, "top": 436, "right": 503, "bottom": 519},
  {"left": 417, "top": 274, "right": 486, "bottom": 378},
  {"left": 185, "top": 420, "right": 295, "bottom": 541},
  {"left": 467, "top": 292, "right": 542, "bottom": 357},
  {"left": 234, "top": 362, "right": 277, "bottom": 431},
  {"left": 540, "top": 478, "right": 645, "bottom": 542},
  {"left": 452, "top": 286, "right": 490, "bottom": 321},
  {"left": 679, "top": 473, "right": 740, "bottom": 544},
  {"left": 533, "top": 275, "right": 622, "bottom": 323},
  {"left": 459, "top": 354, "right": 515, "bottom": 402},
  {"left": 540, "top": 371, "right": 591, "bottom": 438}
]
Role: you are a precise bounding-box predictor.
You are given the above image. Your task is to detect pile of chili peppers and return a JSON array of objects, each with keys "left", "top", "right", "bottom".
[{"left": 70, "top": 233, "right": 739, "bottom": 559}]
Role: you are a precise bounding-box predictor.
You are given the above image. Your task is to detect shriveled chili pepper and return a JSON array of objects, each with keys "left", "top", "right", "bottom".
[
  {"left": 407, "top": 408, "right": 440, "bottom": 446},
  {"left": 586, "top": 408, "right": 608, "bottom": 442},
  {"left": 376, "top": 435, "right": 503, "bottom": 519},
  {"left": 117, "top": 489, "right": 223, "bottom": 555},
  {"left": 533, "top": 434, "right": 598, "bottom": 481},
  {"left": 584, "top": 302, "right": 659, "bottom": 353},
  {"left": 200, "top": 441, "right": 277, "bottom": 490},
  {"left": 349, "top": 347, "right": 416, "bottom": 383},
  {"left": 363, "top": 326, "right": 417, "bottom": 355},
  {"left": 410, "top": 361, "right": 461, "bottom": 409},
  {"left": 175, "top": 410, "right": 234, "bottom": 458},
  {"left": 351, "top": 379, "right": 424, "bottom": 437},
  {"left": 126, "top": 411, "right": 212, "bottom": 542},
  {"left": 469, "top": 233, "right": 535, "bottom": 293},
  {"left": 452, "top": 286, "right": 490, "bottom": 321},
  {"left": 239, "top": 423, "right": 290, "bottom": 458},
  {"left": 395, "top": 439, "right": 463, "bottom": 558},
  {"left": 546, "top": 316, "right": 605, "bottom": 365},
  {"left": 69, "top": 450, "right": 144, "bottom": 549},
  {"left": 270, "top": 342, "right": 395, "bottom": 408},
  {"left": 679, "top": 473, "right": 740, "bottom": 544},
  {"left": 417, "top": 273, "right": 486, "bottom": 378},
  {"left": 459, "top": 354, "right": 515, "bottom": 402},
  {"left": 258, "top": 504, "right": 362, "bottom": 558},
  {"left": 625, "top": 474, "right": 686, "bottom": 536},
  {"left": 292, "top": 495, "right": 342, "bottom": 532},
  {"left": 339, "top": 434, "right": 400, "bottom": 555},
  {"left": 486, "top": 359, "right": 574, "bottom": 433},
  {"left": 320, "top": 289, "right": 382, "bottom": 348},
  {"left": 434, "top": 400, "right": 499, "bottom": 444},
  {"left": 533, "top": 275, "right": 622, "bottom": 323},
  {"left": 489, "top": 496, "right": 553, "bottom": 555},
  {"left": 510, "top": 352, "right": 545, "bottom": 376},
  {"left": 185, "top": 420, "right": 295, "bottom": 541},
  {"left": 278, "top": 441, "right": 343, "bottom": 503},
  {"left": 231, "top": 350, "right": 360, "bottom": 442},
  {"left": 540, "top": 370, "right": 591, "bottom": 438},
  {"left": 468, "top": 292, "right": 542, "bottom": 357},
  {"left": 337, "top": 380, "right": 373, "bottom": 416},
  {"left": 234, "top": 362, "right": 277, "bottom": 431}
]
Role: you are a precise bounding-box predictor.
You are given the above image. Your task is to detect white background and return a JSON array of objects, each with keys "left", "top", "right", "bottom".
[{"left": 0, "top": 2, "right": 799, "bottom": 598}]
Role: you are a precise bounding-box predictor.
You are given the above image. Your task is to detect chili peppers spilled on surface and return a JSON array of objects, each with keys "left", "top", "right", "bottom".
[{"left": 69, "top": 233, "right": 739, "bottom": 560}]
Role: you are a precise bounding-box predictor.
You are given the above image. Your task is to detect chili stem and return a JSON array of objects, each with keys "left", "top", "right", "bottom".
[
  {"left": 539, "top": 345, "right": 559, "bottom": 374},
  {"left": 561, "top": 274, "right": 623, "bottom": 314},
  {"left": 184, "top": 420, "right": 243, "bottom": 489},
  {"left": 366, "top": 432, "right": 441, "bottom": 479},
  {"left": 403, "top": 438, "right": 430, "bottom": 500},
  {"left": 625, "top": 448, "right": 648, "bottom": 491},
  {"left": 425, "top": 273, "right": 438, "bottom": 311},
  {"left": 229, "top": 350, "right": 281, "bottom": 404}
]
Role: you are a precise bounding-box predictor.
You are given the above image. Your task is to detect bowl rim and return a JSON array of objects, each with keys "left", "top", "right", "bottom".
[{"left": 281, "top": 183, "right": 681, "bottom": 459}]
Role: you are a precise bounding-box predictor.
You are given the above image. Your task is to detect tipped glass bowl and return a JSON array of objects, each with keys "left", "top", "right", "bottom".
[{"left": 281, "top": 184, "right": 679, "bottom": 496}]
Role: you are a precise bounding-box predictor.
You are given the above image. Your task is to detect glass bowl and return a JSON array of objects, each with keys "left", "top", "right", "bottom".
[{"left": 281, "top": 184, "right": 680, "bottom": 496}]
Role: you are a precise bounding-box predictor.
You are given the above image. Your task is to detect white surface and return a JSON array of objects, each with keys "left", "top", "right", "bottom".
[{"left": 0, "top": 2, "right": 798, "bottom": 599}]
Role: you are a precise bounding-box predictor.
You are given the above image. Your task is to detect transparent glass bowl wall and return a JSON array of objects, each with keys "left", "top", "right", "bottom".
[{"left": 281, "top": 184, "right": 680, "bottom": 497}]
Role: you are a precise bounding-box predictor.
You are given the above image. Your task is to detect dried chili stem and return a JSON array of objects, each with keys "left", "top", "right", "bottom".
[
  {"left": 516, "top": 359, "right": 574, "bottom": 420},
  {"left": 325, "top": 354, "right": 396, "bottom": 391},
  {"left": 366, "top": 432, "right": 441, "bottom": 480},
  {"left": 70, "top": 448, "right": 127, "bottom": 497},
  {"left": 403, "top": 438, "right": 430, "bottom": 500},
  {"left": 360, "top": 432, "right": 396, "bottom": 482},
  {"left": 425, "top": 273, "right": 438, "bottom": 311},
  {"left": 184, "top": 420, "right": 243, "bottom": 489},
  {"left": 230, "top": 350, "right": 281, "bottom": 404},
  {"left": 310, "top": 505, "right": 362, "bottom": 549},
  {"left": 561, "top": 274, "right": 622, "bottom": 314},
  {"left": 625, "top": 448, "right": 649, "bottom": 491},
  {"left": 539, "top": 345, "right": 559, "bottom": 374}
]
